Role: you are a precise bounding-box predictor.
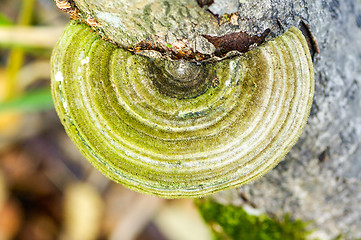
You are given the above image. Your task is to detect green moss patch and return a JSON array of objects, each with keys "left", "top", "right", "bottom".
[{"left": 196, "top": 199, "right": 312, "bottom": 240}]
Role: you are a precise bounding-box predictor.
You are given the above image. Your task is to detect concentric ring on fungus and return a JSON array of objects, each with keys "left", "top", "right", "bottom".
[{"left": 51, "top": 21, "right": 314, "bottom": 198}]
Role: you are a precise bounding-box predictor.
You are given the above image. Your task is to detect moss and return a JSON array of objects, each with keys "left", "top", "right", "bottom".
[{"left": 196, "top": 199, "right": 313, "bottom": 240}]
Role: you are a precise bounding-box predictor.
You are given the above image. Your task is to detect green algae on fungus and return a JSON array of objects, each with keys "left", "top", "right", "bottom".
[{"left": 51, "top": 21, "right": 314, "bottom": 198}]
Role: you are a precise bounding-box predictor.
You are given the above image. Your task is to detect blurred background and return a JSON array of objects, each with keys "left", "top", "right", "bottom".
[{"left": 0, "top": 0, "right": 213, "bottom": 239}]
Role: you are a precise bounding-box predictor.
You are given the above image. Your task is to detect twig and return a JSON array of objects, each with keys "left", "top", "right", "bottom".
[{"left": 0, "top": 26, "right": 63, "bottom": 50}]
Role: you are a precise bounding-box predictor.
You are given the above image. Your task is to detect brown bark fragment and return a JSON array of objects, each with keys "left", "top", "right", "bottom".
[
  {"left": 202, "top": 29, "right": 270, "bottom": 57},
  {"left": 196, "top": 0, "right": 214, "bottom": 7}
]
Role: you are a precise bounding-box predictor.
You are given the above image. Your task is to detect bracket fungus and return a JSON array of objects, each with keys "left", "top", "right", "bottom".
[{"left": 51, "top": 1, "right": 314, "bottom": 198}]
